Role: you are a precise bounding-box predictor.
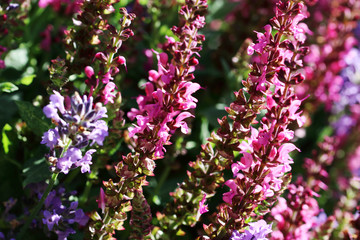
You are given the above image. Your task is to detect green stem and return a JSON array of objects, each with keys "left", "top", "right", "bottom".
[
  {"left": 79, "top": 179, "right": 93, "bottom": 205},
  {"left": 17, "top": 172, "right": 59, "bottom": 239},
  {"left": 150, "top": 162, "right": 171, "bottom": 204},
  {"left": 99, "top": 211, "right": 111, "bottom": 240}
]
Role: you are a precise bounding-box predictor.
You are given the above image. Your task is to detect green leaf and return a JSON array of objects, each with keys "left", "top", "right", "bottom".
[
  {"left": 0, "top": 82, "right": 19, "bottom": 93},
  {"left": 200, "top": 117, "right": 210, "bottom": 144},
  {"left": 2, "top": 124, "right": 12, "bottom": 154},
  {"left": 22, "top": 157, "right": 51, "bottom": 187},
  {"left": 20, "top": 74, "right": 36, "bottom": 86},
  {"left": 4, "top": 47, "right": 29, "bottom": 70},
  {"left": 15, "top": 101, "right": 51, "bottom": 136}
]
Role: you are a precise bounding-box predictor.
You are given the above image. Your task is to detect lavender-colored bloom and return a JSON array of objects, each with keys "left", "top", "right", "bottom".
[
  {"left": 230, "top": 220, "right": 272, "bottom": 240},
  {"left": 45, "top": 190, "right": 61, "bottom": 209},
  {"left": 333, "top": 48, "right": 360, "bottom": 110},
  {"left": 42, "top": 91, "right": 109, "bottom": 174},
  {"left": 57, "top": 228, "right": 76, "bottom": 240},
  {"left": 333, "top": 114, "right": 356, "bottom": 136},
  {"left": 57, "top": 147, "right": 82, "bottom": 174},
  {"left": 331, "top": 47, "right": 360, "bottom": 136},
  {"left": 74, "top": 208, "right": 88, "bottom": 225},
  {"left": 88, "top": 120, "right": 108, "bottom": 146},
  {"left": 41, "top": 129, "right": 60, "bottom": 149},
  {"left": 42, "top": 188, "right": 89, "bottom": 240},
  {"left": 43, "top": 91, "right": 108, "bottom": 135},
  {"left": 49, "top": 91, "right": 66, "bottom": 114},
  {"left": 43, "top": 210, "right": 61, "bottom": 230},
  {"left": 76, "top": 149, "right": 96, "bottom": 173},
  {"left": 312, "top": 210, "right": 327, "bottom": 228},
  {"left": 43, "top": 104, "right": 61, "bottom": 122},
  {"left": 354, "top": 21, "right": 360, "bottom": 40}
]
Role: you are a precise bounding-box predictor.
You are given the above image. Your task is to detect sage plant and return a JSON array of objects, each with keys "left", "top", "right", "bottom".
[
  {"left": 3, "top": 0, "right": 360, "bottom": 239},
  {"left": 204, "top": 1, "right": 311, "bottom": 237},
  {"left": 90, "top": 0, "right": 208, "bottom": 238},
  {"left": 157, "top": 0, "right": 312, "bottom": 239}
]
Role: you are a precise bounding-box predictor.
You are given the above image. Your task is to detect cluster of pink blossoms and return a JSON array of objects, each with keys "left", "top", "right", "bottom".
[
  {"left": 224, "top": 1, "right": 308, "bottom": 206},
  {"left": 94, "top": 1, "right": 208, "bottom": 238},
  {"left": 127, "top": 49, "right": 202, "bottom": 158},
  {"left": 298, "top": 0, "right": 360, "bottom": 111},
  {"left": 270, "top": 182, "right": 322, "bottom": 240},
  {"left": 127, "top": 2, "right": 206, "bottom": 159}
]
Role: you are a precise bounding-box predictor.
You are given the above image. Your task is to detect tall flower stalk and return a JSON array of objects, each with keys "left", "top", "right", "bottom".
[
  {"left": 90, "top": 0, "right": 208, "bottom": 238},
  {"left": 157, "top": 0, "right": 312, "bottom": 238},
  {"left": 204, "top": 1, "right": 311, "bottom": 237}
]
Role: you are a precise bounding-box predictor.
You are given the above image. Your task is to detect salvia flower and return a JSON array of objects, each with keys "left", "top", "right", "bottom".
[
  {"left": 42, "top": 188, "right": 88, "bottom": 240},
  {"left": 77, "top": 7, "right": 135, "bottom": 105},
  {"left": 41, "top": 91, "right": 108, "bottom": 174},
  {"left": 97, "top": 1, "right": 207, "bottom": 238},
  {"left": 270, "top": 181, "right": 321, "bottom": 240},
  {"left": 207, "top": 0, "right": 310, "bottom": 236},
  {"left": 331, "top": 47, "right": 360, "bottom": 136},
  {"left": 158, "top": 0, "right": 311, "bottom": 238},
  {"left": 230, "top": 220, "right": 272, "bottom": 240}
]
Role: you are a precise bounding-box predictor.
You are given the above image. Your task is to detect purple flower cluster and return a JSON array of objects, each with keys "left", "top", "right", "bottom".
[
  {"left": 42, "top": 188, "right": 88, "bottom": 240},
  {"left": 0, "top": 198, "right": 18, "bottom": 240},
  {"left": 41, "top": 91, "right": 108, "bottom": 174},
  {"left": 230, "top": 220, "right": 272, "bottom": 240},
  {"left": 0, "top": 232, "right": 15, "bottom": 240},
  {"left": 331, "top": 47, "right": 360, "bottom": 136}
]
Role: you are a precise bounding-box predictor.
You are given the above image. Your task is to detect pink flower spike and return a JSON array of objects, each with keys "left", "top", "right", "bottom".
[
  {"left": 231, "top": 163, "right": 241, "bottom": 176},
  {"left": 266, "top": 95, "right": 276, "bottom": 109},
  {"left": 165, "top": 36, "right": 176, "bottom": 44},
  {"left": 223, "top": 179, "right": 237, "bottom": 204}
]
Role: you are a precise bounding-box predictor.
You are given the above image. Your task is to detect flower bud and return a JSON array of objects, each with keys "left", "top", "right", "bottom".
[{"left": 84, "top": 66, "right": 95, "bottom": 78}]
